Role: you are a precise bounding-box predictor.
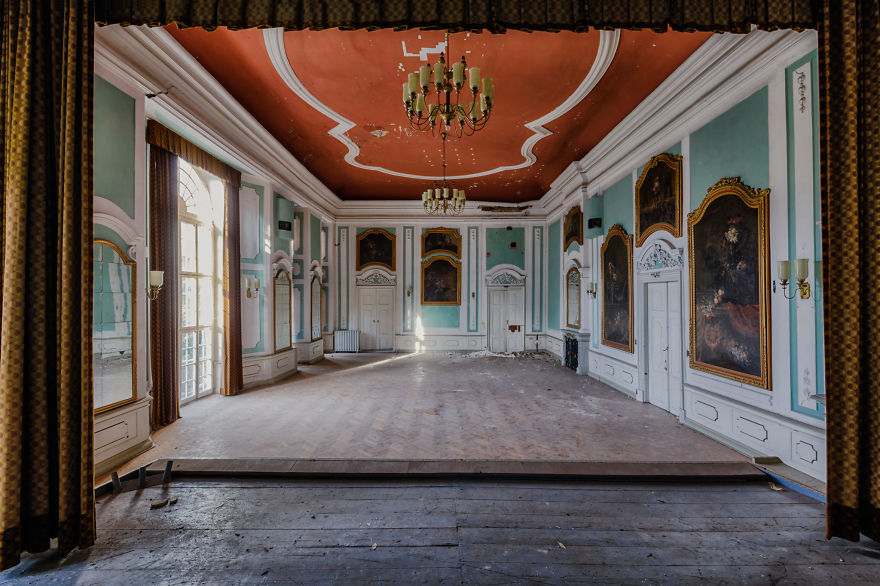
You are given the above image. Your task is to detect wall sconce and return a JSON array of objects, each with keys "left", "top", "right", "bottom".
[
  {"left": 585, "top": 281, "right": 597, "bottom": 298},
  {"left": 245, "top": 277, "right": 261, "bottom": 299},
  {"left": 147, "top": 270, "right": 164, "bottom": 301},
  {"left": 776, "top": 259, "right": 811, "bottom": 300}
]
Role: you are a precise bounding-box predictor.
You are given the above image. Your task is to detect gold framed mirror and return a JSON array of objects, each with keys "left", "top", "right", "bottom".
[
  {"left": 273, "top": 268, "right": 292, "bottom": 352},
  {"left": 93, "top": 239, "right": 137, "bottom": 414},
  {"left": 566, "top": 266, "right": 580, "bottom": 329}
]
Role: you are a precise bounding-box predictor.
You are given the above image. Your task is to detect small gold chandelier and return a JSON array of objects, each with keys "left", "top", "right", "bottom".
[
  {"left": 403, "top": 32, "right": 494, "bottom": 138},
  {"left": 422, "top": 135, "right": 466, "bottom": 215}
]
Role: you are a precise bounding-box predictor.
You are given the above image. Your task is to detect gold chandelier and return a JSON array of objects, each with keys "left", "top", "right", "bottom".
[
  {"left": 402, "top": 33, "right": 494, "bottom": 138},
  {"left": 421, "top": 135, "right": 465, "bottom": 215}
]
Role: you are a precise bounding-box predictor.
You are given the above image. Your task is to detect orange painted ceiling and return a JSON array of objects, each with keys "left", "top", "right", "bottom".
[{"left": 168, "top": 26, "right": 710, "bottom": 202}]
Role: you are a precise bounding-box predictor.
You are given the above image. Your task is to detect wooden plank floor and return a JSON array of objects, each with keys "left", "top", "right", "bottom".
[{"left": 4, "top": 478, "right": 879, "bottom": 584}]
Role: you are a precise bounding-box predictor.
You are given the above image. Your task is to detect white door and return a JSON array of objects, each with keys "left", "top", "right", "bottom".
[
  {"left": 489, "top": 286, "right": 524, "bottom": 353},
  {"left": 358, "top": 287, "right": 394, "bottom": 351},
  {"left": 647, "top": 280, "right": 683, "bottom": 414}
]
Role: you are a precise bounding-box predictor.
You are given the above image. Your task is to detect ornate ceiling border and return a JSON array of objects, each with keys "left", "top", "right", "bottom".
[{"left": 263, "top": 28, "right": 619, "bottom": 181}]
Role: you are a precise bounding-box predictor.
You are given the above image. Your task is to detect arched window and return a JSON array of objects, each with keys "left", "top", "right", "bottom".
[{"left": 178, "top": 159, "right": 223, "bottom": 404}]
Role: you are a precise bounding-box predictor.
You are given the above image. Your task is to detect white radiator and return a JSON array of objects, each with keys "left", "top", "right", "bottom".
[{"left": 334, "top": 330, "right": 359, "bottom": 352}]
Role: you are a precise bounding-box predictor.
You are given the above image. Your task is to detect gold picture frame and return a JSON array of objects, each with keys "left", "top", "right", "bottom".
[
  {"left": 688, "top": 177, "right": 771, "bottom": 390},
  {"left": 356, "top": 228, "right": 396, "bottom": 271},
  {"left": 635, "top": 152, "right": 683, "bottom": 247},
  {"left": 563, "top": 206, "right": 584, "bottom": 250},
  {"left": 422, "top": 227, "right": 462, "bottom": 258},
  {"left": 421, "top": 256, "right": 461, "bottom": 306},
  {"left": 601, "top": 224, "right": 634, "bottom": 353},
  {"left": 93, "top": 239, "right": 137, "bottom": 415}
]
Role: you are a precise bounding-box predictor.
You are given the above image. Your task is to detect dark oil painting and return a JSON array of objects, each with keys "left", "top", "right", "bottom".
[
  {"left": 691, "top": 194, "right": 762, "bottom": 380},
  {"left": 601, "top": 227, "right": 632, "bottom": 352},
  {"left": 635, "top": 154, "right": 681, "bottom": 246},
  {"left": 563, "top": 207, "right": 583, "bottom": 250},
  {"left": 422, "top": 257, "right": 460, "bottom": 305},
  {"left": 356, "top": 229, "right": 395, "bottom": 271},
  {"left": 423, "top": 229, "right": 461, "bottom": 258}
]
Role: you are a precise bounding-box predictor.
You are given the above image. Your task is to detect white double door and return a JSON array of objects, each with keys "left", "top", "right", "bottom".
[
  {"left": 358, "top": 287, "right": 394, "bottom": 351},
  {"left": 646, "top": 280, "right": 683, "bottom": 414},
  {"left": 488, "top": 286, "right": 525, "bottom": 354}
]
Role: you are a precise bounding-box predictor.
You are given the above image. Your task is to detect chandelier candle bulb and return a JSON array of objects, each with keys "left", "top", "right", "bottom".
[
  {"left": 452, "top": 61, "right": 464, "bottom": 86},
  {"left": 433, "top": 61, "right": 443, "bottom": 84},
  {"left": 419, "top": 65, "right": 431, "bottom": 88},
  {"left": 480, "top": 95, "right": 488, "bottom": 113},
  {"left": 403, "top": 82, "right": 409, "bottom": 104},
  {"left": 408, "top": 72, "right": 419, "bottom": 94},
  {"left": 415, "top": 94, "right": 426, "bottom": 114},
  {"left": 469, "top": 67, "right": 480, "bottom": 90},
  {"left": 443, "top": 187, "right": 449, "bottom": 199},
  {"left": 795, "top": 258, "right": 810, "bottom": 281},
  {"left": 777, "top": 260, "right": 791, "bottom": 281}
]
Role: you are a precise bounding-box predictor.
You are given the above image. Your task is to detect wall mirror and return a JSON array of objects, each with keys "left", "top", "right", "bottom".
[
  {"left": 273, "top": 269, "right": 292, "bottom": 352},
  {"left": 566, "top": 267, "right": 581, "bottom": 329},
  {"left": 311, "top": 275, "right": 322, "bottom": 341},
  {"left": 93, "top": 240, "right": 136, "bottom": 413}
]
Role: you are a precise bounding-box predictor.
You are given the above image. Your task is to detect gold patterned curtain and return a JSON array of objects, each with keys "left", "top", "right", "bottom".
[
  {"left": 0, "top": 0, "right": 95, "bottom": 571},
  {"left": 94, "top": 0, "right": 815, "bottom": 32},
  {"left": 148, "top": 146, "right": 181, "bottom": 429},
  {"left": 819, "top": 0, "right": 880, "bottom": 542}
]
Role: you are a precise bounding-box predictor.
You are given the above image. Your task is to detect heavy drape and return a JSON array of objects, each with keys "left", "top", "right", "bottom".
[
  {"left": 819, "top": 0, "right": 880, "bottom": 542},
  {"left": 146, "top": 120, "right": 243, "bottom": 396},
  {"left": 148, "top": 146, "right": 181, "bottom": 430},
  {"left": 222, "top": 183, "right": 244, "bottom": 396},
  {"left": 0, "top": 0, "right": 95, "bottom": 570},
  {"left": 95, "top": 0, "right": 814, "bottom": 32}
]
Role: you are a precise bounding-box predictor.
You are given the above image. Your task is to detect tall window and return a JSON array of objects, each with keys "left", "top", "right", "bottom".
[{"left": 178, "top": 159, "right": 223, "bottom": 404}]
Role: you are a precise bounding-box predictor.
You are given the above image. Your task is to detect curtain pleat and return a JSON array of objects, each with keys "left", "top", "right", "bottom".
[
  {"left": 0, "top": 0, "right": 95, "bottom": 570},
  {"left": 146, "top": 120, "right": 241, "bottom": 187},
  {"left": 94, "top": 0, "right": 816, "bottom": 32},
  {"left": 148, "top": 146, "right": 181, "bottom": 430},
  {"left": 820, "top": 0, "right": 880, "bottom": 542},
  {"left": 222, "top": 182, "right": 243, "bottom": 396}
]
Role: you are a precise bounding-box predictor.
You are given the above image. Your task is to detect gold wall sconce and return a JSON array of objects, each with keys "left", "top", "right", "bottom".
[
  {"left": 776, "top": 259, "right": 811, "bottom": 300},
  {"left": 147, "top": 270, "right": 164, "bottom": 301},
  {"left": 585, "top": 281, "right": 597, "bottom": 298},
  {"left": 245, "top": 277, "right": 261, "bottom": 299}
]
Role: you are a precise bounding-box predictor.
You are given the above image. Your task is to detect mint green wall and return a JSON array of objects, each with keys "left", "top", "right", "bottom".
[
  {"left": 93, "top": 240, "right": 133, "bottom": 334},
  {"left": 584, "top": 196, "right": 604, "bottom": 239},
  {"left": 603, "top": 174, "right": 634, "bottom": 234},
  {"left": 94, "top": 224, "right": 129, "bottom": 254},
  {"left": 94, "top": 75, "right": 135, "bottom": 219},
  {"left": 637, "top": 142, "right": 681, "bottom": 177},
  {"left": 273, "top": 194, "right": 294, "bottom": 254},
  {"left": 421, "top": 306, "right": 459, "bottom": 328},
  {"left": 690, "top": 87, "right": 769, "bottom": 210},
  {"left": 486, "top": 227, "right": 525, "bottom": 270},
  {"left": 786, "top": 51, "right": 824, "bottom": 420},
  {"left": 547, "top": 220, "right": 561, "bottom": 330},
  {"left": 310, "top": 215, "right": 322, "bottom": 263}
]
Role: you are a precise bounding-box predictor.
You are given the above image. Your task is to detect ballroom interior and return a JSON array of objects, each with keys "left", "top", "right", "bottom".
[{"left": 4, "top": 2, "right": 880, "bottom": 581}]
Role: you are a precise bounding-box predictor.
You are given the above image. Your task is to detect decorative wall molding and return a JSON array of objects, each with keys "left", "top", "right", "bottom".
[
  {"left": 355, "top": 268, "right": 397, "bottom": 286},
  {"left": 264, "top": 28, "right": 620, "bottom": 181},
  {"left": 486, "top": 263, "right": 526, "bottom": 287},
  {"left": 94, "top": 198, "right": 139, "bottom": 244},
  {"left": 637, "top": 239, "right": 684, "bottom": 274},
  {"left": 270, "top": 250, "right": 294, "bottom": 275}
]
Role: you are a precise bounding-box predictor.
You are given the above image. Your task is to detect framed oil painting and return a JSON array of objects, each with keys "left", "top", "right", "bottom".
[
  {"left": 422, "top": 228, "right": 461, "bottom": 258},
  {"left": 635, "top": 153, "right": 683, "bottom": 247},
  {"left": 688, "top": 177, "right": 771, "bottom": 390},
  {"left": 563, "top": 206, "right": 583, "bottom": 250},
  {"left": 601, "top": 224, "right": 633, "bottom": 353},
  {"left": 421, "top": 256, "right": 461, "bottom": 305},
  {"left": 356, "top": 228, "right": 395, "bottom": 271}
]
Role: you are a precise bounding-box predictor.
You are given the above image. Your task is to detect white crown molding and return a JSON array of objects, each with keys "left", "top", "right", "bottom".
[
  {"left": 264, "top": 28, "right": 619, "bottom": 181},
  {"left": 541, "top": 29, "right": 817, "bottom": 206},
  {"left": 93, "top": 196, "right": 139, "bottom": 243},
  {"left": 95, "top": 25, "right": 343, "bottom": 220}
]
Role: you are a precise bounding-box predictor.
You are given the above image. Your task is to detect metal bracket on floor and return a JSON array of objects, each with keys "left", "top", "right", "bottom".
[{"left": 96, "top": 460, "right": 175, "bottom": 497}]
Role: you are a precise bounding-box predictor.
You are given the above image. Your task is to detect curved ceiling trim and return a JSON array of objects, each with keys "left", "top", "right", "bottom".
[{"left": 263, "top": 29, "right": 619, "bottom": 181}]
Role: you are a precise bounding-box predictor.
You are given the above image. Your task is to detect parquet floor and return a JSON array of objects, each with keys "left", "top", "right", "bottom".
[
  {"left": 109, "top": 352, "right": 745, "bottom": 480},
  {"left": 5, "top": 478, "right": 877, "bottom": 584}
]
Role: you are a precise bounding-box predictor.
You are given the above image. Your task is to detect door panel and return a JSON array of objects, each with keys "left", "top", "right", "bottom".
[
  {"left": 506, "top": 288, "right": 525, "bottom": 353},
  {"left": 359, "top": 289, "right": 377, "bottom": 350},
  {"left": 489, "top": 289, "right": 507, "bottom": 353},
  {"left": 376, "top": 288, "right": 394, "bottom": 350},
  {"left": 647, "top": 282, "right": 670, "bottom": 411}
]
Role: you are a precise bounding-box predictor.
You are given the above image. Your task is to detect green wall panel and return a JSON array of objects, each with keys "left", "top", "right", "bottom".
[
  {"left": 603, "top": 173, "right": 634, "bottom": 235},
  {"left": 690, "top": 87, "right": 769, "bottom": 210},
  {"left": 310, "top": 214, "right": 322, "bottom": 263},
  {"left": 547, "top": 220, "right": 561, "bottom": 330},
  {"left": 421, "top": 306, "right": 459, "bottom": 328},
  {"left": 94, "top": 224, "right": 129, "bottom": 255},
  {"left": 273, "top": 194, "right": 294, "bottom": 254},
  {"left": 584, "top": 196, "right": 604, "bottom": 239},
  {"left": 486, "top": 227, "right": 525, "bottom": 270},
  {"left": 94, "top": 75, "right": 135, "bottom": 219}
]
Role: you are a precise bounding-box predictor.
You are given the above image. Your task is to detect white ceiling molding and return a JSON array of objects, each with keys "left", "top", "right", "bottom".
[
  {"left": 263, "top": 28, "right": 619, "bottom": 181},
  {"left": 95, "top": 25, "right": 343, "bottom": 220},
  {"left": 542, "top": 29, "right": 817, "bottom": 207}
]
